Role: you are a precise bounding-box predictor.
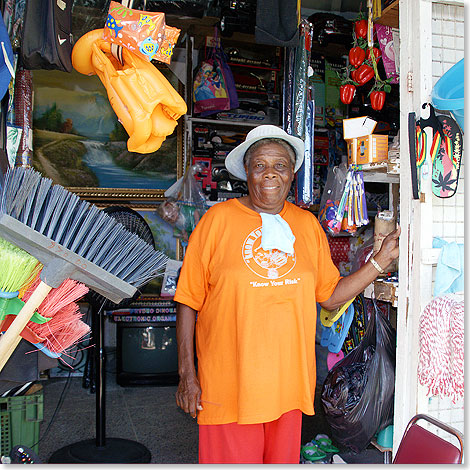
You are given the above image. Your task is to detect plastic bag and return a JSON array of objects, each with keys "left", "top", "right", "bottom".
[
  {"left": 157, "top": 163, "right": 208, "bottom": 242},
  {"left": 321, "top": 301, "right": 396, "bottom": 453}
]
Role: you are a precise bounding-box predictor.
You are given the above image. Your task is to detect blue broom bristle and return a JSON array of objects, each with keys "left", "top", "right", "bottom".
[{"left": 0, "top": 167, "right": 168, "bottom": 288}]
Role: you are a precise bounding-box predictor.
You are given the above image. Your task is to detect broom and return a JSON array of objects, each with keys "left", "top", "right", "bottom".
[
  {"left": 0, "top": 166, "right": 168, "bottom": 372},
  {"left": 0, "top": 236, "right": 42, "bottom": 329},
  {"left": 1, "top": 275, "right": 90, "bottom": 357}
]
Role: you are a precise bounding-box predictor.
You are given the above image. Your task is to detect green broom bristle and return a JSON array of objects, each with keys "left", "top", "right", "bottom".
[{"left": 0, "top": 237, "right": 42, "bottom": 293}]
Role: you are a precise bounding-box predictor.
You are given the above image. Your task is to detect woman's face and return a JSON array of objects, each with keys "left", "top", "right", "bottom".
[{"left": 244, "top": 142, "right": 295, "bottom": 214}]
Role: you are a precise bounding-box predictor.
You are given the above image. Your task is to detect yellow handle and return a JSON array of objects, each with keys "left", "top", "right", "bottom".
[
  {"left": 0, "top": 281, "right": 52, "bottom": 372},
  {"left": 320, "top": 297, "right": 356, "bottom": 328}
]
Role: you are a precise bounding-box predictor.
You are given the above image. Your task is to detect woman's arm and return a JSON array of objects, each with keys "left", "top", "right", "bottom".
[
  {"left": 319, "top": 226, "right": 401, "bottom": 311},
  {"left": 175, "top": 302, "right": 203, "bottom": 418}
]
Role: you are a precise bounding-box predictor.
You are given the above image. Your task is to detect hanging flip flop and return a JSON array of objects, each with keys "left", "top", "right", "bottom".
[
  {"left": 324, "top": 302, "right": 355, "bottom": 354},
  {"left": 431, "top": 114, "right": 463, "bottom": 198},
  {"left": 408, "top": 112, "right": 419, "bottom": 199},
  {"left": 327, "top": 350, "right": 344, "bottom": 370},
  {"left": 320, "top": 297, "right": 356, "bottom": 328}
]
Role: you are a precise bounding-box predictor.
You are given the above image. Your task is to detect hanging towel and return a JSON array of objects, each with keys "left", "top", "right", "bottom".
[
  {"left": 255, "top": 0, "right": 300, "bottom": 46},
  {"left": 417, "top": 294, "right": 464, "bottom": 403},
  {"left": 432, "top": 237, "right": 464, "bottom": 297},
  {"left": 260, "top": 212, "right": 295, "bottom": 254}
]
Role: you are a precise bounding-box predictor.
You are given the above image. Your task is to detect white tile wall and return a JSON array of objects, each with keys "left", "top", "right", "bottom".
[{"left": 425, "top": 0, "right": 465, "bottom": 435}]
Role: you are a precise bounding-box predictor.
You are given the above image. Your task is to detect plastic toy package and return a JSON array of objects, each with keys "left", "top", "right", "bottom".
[
  {"left": 103, "top": 1, "right": 180, "bottom": 64},
  {"left": 157, "top": 163, "right": 208, "bottom": 243},
  {"left": 318, "top": 163, "right": 348, "bottom": 235}
]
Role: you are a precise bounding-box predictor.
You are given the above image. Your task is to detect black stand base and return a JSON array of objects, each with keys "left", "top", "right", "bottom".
[{"left": 48, "top": 438, "right": 151, "bottom": 464}]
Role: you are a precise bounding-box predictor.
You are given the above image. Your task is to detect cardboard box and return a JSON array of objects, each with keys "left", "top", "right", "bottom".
[
  {"left": 343, "top": 116, "right": 389, "bottom": 165},
  {"left": 343, "top": 116, "right": 377, "bottom": 140},
  {"left": 347, "top": 134, "right": 389, "bottom": 165}
]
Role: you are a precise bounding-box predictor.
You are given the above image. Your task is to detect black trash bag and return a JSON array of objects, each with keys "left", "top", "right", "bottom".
[{"left": 321, "top": 301, "right": 396, "bottom": 453}]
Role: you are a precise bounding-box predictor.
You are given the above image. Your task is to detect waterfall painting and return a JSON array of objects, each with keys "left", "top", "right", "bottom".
[{"left": 32, "top": 68, "right": 183, "bottom": 202}]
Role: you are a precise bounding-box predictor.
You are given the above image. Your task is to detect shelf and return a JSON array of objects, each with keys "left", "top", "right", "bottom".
[
  {"left": 362, "top": 170, "right": 399, "bottom": 183},
  {"left": 375, "top": 0, "right": 399, "bottom": 29},
  {"left": 364, "top": 279, "right": 398, "bottom": 307},
  {"left": 227, "top": 61, "right": 281, "bottom": 72},
  {"left": 187, "top": 116, "right": 261, "bottom": 128}
]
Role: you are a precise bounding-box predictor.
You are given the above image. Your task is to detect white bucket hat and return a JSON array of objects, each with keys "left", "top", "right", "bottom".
[{"left": 225, "top": 125, "right": 305, "bottom": 181}]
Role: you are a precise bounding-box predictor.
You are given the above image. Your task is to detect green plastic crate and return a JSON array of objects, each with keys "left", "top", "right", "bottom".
[{"left": 0, "top": 391, "right": 43, "bottom": 457}]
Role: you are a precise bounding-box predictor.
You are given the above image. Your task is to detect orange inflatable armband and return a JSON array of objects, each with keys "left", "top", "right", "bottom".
[
  {"left": 154, "top": 26, "right": 181, "bottom": 65},
  {"left": 103, "top": 1, "right": 180, "bottom": 64},
  {"left": 71, "top": 29, "right": 187, "bottom": 154}
]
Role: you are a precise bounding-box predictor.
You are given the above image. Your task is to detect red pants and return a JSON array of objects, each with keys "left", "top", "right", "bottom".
[{"left": 198, "top": 409, "right": 302, "bottom": 464}]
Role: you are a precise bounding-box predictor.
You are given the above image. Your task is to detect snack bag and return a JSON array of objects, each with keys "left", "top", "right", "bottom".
[{"left": 103, "top": 1, "right": 169, "bottom": 62}]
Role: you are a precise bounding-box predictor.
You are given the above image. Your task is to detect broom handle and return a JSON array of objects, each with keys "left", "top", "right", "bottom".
[{"left": 0, "top": 281, "right": 53, "bottom": 372}]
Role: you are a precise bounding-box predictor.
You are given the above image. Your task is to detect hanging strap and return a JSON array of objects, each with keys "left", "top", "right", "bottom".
[
  {"left": 110, "top": 0, "right": 135, "bottom": 64},
  {"left": 415, "top": 125, "right": 427, "bottom": 167}
]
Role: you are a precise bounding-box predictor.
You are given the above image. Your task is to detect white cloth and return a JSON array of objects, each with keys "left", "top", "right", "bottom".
[{"left": 260, "top": 212, "right": 295, "bottom": 254}]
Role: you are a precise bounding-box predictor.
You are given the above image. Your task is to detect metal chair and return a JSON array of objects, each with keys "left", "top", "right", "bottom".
[{"left": 393, "top": 414, "right": 464, "bottom": 464}]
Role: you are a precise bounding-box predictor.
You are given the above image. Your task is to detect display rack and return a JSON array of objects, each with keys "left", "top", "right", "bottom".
[{"left": 375, "top": 0, "right": 399, "bottom": 28}]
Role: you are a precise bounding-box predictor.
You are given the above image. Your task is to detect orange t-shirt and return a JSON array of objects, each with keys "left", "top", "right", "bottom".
[{"left": 174, "top": 199, "right": 340, "bottom": 425}]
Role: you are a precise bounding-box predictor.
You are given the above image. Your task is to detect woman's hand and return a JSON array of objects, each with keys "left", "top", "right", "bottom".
[
  {"left": 374, "top": 225, "right": 401, "bottom": 269},
  {"left": 175, "top": 302, "right": 202, "bottom": 418},
  {"left": 176, "top": 372, "right": 203, "bottom": 418},
  {"left": 320, "top": 225, "right": 401, "bottom": 311}
]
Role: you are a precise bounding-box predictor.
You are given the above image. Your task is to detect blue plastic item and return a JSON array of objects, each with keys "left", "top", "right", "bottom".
[
  {"left": 320, "top": 302, "right": 355, "bottom": 354},
  {"left": 431, "top": 59, "right": 464, "bottom": 130}
]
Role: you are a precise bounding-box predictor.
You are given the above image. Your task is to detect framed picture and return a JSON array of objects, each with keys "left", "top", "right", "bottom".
[
  {"left": 132, "top": 205, "right": 181, "bottom": 297},
  {"left": 32, "top": 68, "right": 185, "bottom": 204}
]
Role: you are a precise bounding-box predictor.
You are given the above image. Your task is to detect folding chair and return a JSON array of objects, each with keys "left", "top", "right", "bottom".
[{"left": 393, "top": 413, "right": 464, "bottom": 464}]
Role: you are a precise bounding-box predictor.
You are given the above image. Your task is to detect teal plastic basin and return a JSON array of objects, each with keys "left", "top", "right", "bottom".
[{"left": 431, "top": 59, "right": 464, "bottom": 130}]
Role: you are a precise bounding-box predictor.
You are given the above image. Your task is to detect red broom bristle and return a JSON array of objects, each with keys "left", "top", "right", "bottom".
[
  {"left": 40, "top": 320, "right": 90, "bottom": 355},
  {"left": 22, "top": 276, "right": 89, "bottom": 318},
  {"left": 20, "top": 275, "right": 90, "bottom": 355}
]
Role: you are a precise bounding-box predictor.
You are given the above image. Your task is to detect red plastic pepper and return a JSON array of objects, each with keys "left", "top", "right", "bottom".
[
  {"left": 340, "top": 84, "right": 356, "bottom": 104},
  {"left": 349, "top": 47, "right": 366, "bottom": 68},
  {"left": 366, "top": 47, "right": 381, "bottom": 62},
  {"left": 354, "top": 19, "right": 368, "bottom": 39},
  {"left": 370, "top": 90, "right": 386, "bottom": 110},
  {"left": 354, "top": 63, "right": 374, "bottom": 86}
]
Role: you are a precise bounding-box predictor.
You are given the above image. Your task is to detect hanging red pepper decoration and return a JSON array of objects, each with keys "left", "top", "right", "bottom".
[
  {"left": 340, "top": 84, "right": 356, "bottom": 104},
  {"left": 349, "top": 46, "right": 366, "bottom": 68},
  {"left": 366, "top": 47, "right": 381, "bottom": 62},
  {"left": 370, "top": 90, "right": 386, "bottom": 110},
  {"left": 354, "top": 19, "right": 368, "bottom": 39},
  {"left": 354, "top": 63, "right": 374, "bottom": 86}
]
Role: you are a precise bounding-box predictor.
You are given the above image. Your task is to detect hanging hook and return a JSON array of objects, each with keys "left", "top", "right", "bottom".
[{"left": 419, "top": 103, "right": 445, "bottom": 139}]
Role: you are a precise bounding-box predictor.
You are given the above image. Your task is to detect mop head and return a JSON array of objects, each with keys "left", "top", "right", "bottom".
[{"left": 418, "top": 294, "right": 464, "bottom": 403}]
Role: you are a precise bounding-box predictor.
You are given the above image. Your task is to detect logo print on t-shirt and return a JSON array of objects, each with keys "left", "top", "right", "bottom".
[{"left": 242, "top": 227, "right": 296, "bottom": 279}]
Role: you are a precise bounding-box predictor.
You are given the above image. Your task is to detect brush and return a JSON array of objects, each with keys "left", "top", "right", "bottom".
[
  {"left": 0, "top": 166, "right": 168, "bottom": 371},
  {"left": 0, "top": 236, "right": 43, "bottom": 334},
  {"left": 0, "top": 275, "right": 91, "bottom": 357},
  {"left": 0, "top": 237, "right": 42, "bottom": 299}
]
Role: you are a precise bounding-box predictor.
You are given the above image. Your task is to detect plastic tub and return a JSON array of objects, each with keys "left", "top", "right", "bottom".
[{"left": 431, "top": 59, "right": 464, "bottom": 130}]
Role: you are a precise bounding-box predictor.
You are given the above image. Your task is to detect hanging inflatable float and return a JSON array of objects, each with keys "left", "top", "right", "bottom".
[{"left": 71, "top": 3, "right": 187, "bottom": 154}]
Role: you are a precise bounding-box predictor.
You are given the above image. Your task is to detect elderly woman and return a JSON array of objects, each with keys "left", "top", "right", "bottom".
[{"left": 174, "top": 125, "right": 400, "bottom": 464}]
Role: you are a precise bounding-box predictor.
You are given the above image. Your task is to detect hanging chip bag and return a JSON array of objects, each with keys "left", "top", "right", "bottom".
[{"left": 103, "top": 1, "right": 174, "bottom": 62}]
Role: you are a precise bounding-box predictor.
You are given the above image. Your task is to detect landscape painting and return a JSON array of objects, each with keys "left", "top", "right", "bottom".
[
  {"left": 135, "top": 207, "right": 179, "bottom": 296},
  {"left": 32, "top": 69, "right": 181, "bottom": 199}
]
